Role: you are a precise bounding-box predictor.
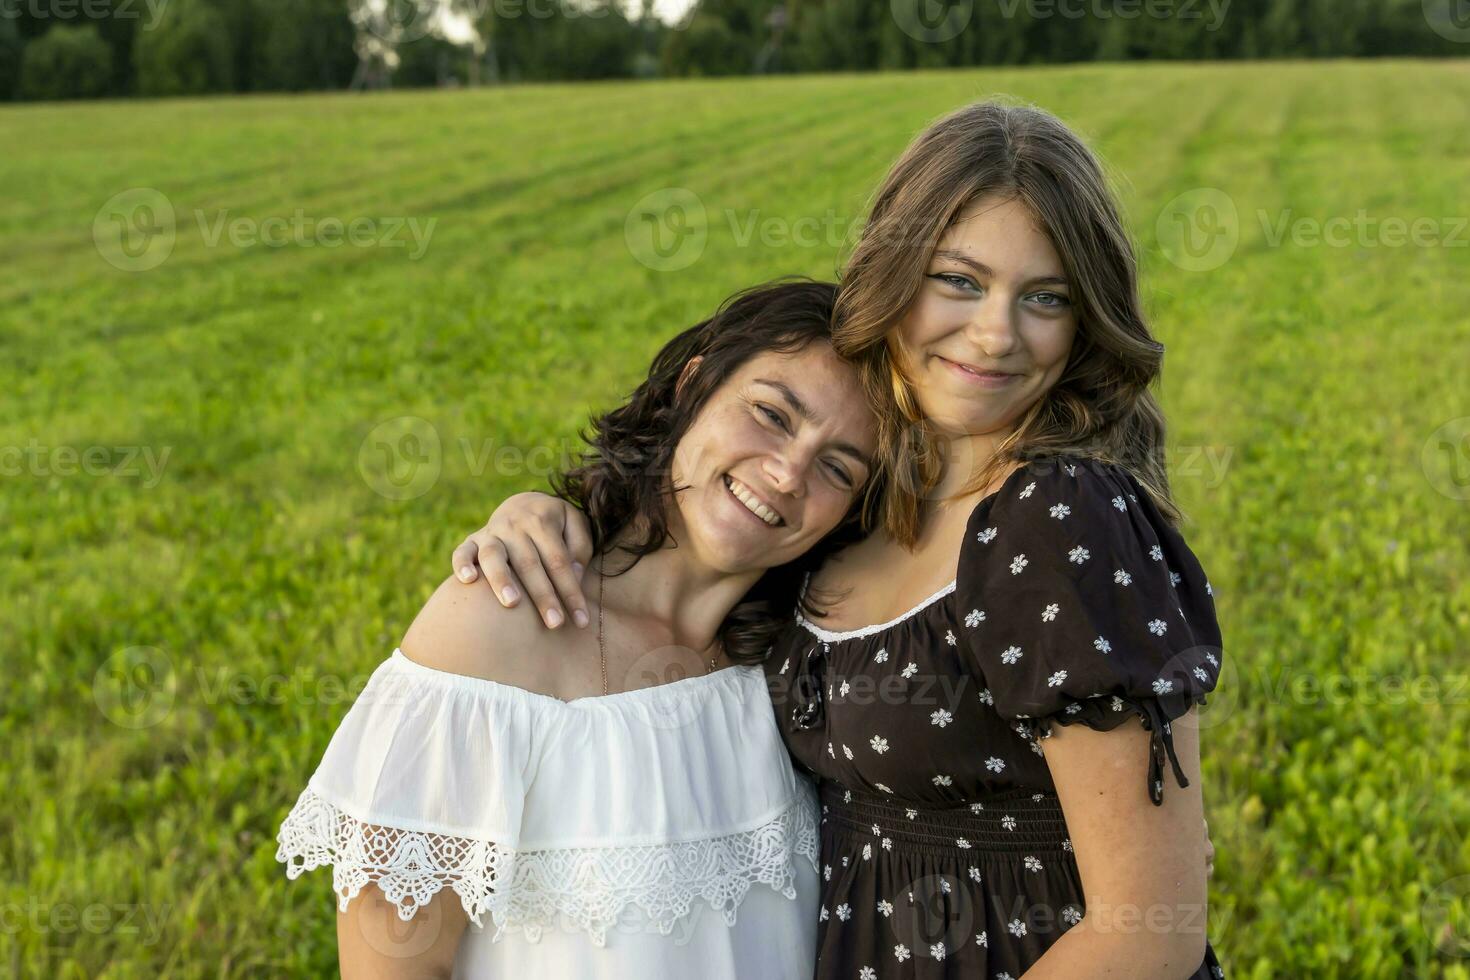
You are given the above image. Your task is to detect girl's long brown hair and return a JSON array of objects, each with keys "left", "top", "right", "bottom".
[{"left": 834, "top": 98, "right": 1180, "bottom": 547}]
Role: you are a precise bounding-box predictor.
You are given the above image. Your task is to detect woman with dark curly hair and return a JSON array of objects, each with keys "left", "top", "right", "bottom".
[
  {"left": 275, "top": 279, "right": 887, "bottom": 978},
  {"left": 454, "top": 100, "right": 1227, "bottom": 979}
]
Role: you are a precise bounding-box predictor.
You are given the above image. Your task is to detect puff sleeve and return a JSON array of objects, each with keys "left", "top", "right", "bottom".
[{"left": 955, "top": 456, "right": 1224, "bottom": 806}]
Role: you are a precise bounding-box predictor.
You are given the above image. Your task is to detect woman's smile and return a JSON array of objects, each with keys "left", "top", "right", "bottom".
[{"left": 721, "top": 473, "right": 786, "bottom": 528}]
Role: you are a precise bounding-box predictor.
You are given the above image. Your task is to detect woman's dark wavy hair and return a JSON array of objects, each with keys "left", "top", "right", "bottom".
[{"left": 550, "top": 278, "right": 886, "bottom": 665}]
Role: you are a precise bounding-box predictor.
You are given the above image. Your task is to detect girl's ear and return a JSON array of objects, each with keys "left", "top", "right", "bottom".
[{"left": 674, "top": 355, "right": 704, "bottom": 401}]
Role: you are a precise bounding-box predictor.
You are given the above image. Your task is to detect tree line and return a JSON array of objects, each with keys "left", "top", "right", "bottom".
[{"left": 1, "top": 0, "right": 1463, "bottom": 102}]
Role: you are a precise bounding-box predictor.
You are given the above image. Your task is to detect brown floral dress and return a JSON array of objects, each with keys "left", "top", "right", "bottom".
[{"left": 763, "top": 454, "right": 1226, "bottom": 979}]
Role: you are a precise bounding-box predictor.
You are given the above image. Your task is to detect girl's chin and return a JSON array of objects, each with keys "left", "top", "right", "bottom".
[{"left": 921, "top": 405, "right": 1017, "bottom": 439}]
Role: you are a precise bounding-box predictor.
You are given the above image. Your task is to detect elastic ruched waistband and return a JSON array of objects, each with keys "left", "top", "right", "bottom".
[{"left": 819, "top": 782, "right": 1072, "bottom": 854}]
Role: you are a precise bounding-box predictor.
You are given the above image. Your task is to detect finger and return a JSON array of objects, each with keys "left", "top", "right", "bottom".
[
  {"left": 531, "top": 516, "right": 590, "bottom": 628},
  {"left": 558, "top": 514, "right": 593, "bottom": 628},
  {"left": 452, "top": 538, "right": 480, "bottom": 583},
  {"left": 505, "top": 533, "right": 566, "bottom": 629},
  {"left": 475, "top": 538, "right": 524, "bottom": 608},
  {"left": 562, "top": 511, "right": 595, "bottom": 568}
]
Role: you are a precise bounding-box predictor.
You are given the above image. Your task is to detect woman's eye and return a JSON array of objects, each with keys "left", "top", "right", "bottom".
[
  {"left": 757, "top": 405, "right": 788, "bottom": 430},
  {"left": 825, "top": 462, "right": 853, "bottom": 487}
]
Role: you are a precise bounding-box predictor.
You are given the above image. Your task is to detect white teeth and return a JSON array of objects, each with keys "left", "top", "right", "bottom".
[{"left": 726, "top": 476, "right": 782, "bottom": 526}]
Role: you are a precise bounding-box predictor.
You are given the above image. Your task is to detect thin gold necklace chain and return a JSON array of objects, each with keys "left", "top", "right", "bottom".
[{"left": 597, "top": 564, "right": 718, "bottom": 697}]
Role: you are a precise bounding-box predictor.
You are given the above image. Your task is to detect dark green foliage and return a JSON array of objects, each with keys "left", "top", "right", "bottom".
[{"left": 16, "top": 22, "right": 112, "bottom": 100}]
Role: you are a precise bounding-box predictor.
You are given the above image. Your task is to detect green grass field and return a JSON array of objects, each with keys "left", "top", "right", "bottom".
[{"left": 2, "top": 59, "right": 1468, "bottom": 978}]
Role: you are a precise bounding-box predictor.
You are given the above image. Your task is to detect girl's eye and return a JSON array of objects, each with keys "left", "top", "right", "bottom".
[
  {"left": 931, "top": 272, "right": 979, "bottom": 292},
  {"left": 1030, "top": 291, "right": 1071, "bottom": 307}
]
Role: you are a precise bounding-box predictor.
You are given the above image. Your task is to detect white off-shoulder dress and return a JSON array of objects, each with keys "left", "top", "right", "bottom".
[{"left": 275, "top": 649, "right": 819, "bottom": 978}]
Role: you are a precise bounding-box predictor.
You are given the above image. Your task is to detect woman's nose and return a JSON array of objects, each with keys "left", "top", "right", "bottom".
[{"left": 762, "top": 453, "right": 806, "bottom": 499}]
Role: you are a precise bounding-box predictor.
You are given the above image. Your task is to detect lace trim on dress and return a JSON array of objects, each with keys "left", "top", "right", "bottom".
[{"left": 275, "top": 786, "right": 820, "bottom": 947}]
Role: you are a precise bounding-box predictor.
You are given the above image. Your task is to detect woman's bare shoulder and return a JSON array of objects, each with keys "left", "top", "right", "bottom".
[{"left": 399, "top": 575, "right": 564, "bottom": 692}]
